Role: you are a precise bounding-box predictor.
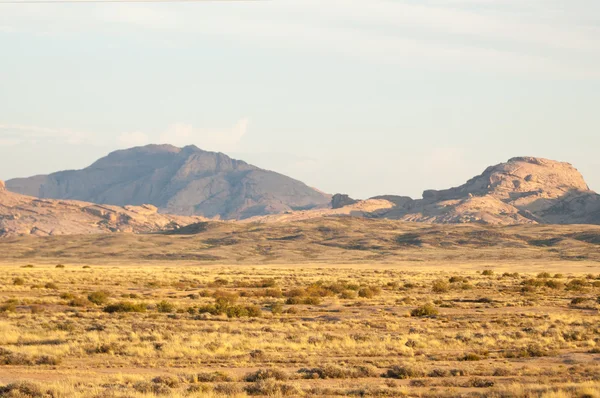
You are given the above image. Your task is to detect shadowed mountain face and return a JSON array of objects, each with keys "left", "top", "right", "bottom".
[{"left": 6, "top": 145, "right": 331, "bottom": 219}]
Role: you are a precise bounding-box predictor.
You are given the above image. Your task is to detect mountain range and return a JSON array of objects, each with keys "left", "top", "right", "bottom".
[
  {"left": 2, "top": 146, "right": 600, "bottom": 238},
  {"left": 6, "top": 145, "right": 331, "bottom": 220}
]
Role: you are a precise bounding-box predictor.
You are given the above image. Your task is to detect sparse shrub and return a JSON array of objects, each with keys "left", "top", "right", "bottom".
[
  {"left": 298, "top": 365, "right": 375, "bottom": 380},
  {"left": 69, "top": 296, "right": 88, "bottom": 307},
  {"left": 449, "top": 276, "right": 466, "bottom": 283},
  {"left": 245, "top": 379, "right": 300, "bottom": 396},
  {"left": 566, "top": 279, "right": 587, "bottom": 291},
  {"left": 22, "top": 265, "right": 34, "bottom": 268},
  {"left": 340, "top": 290, "right": 357, "bottom": 299},
  {"left": 503, "top": 344, "right": 556, "bottom": 358},
  {"left": 428, "top": 369, "right": 449, "bottom": 377},
  {"left": 44, "top": 282, "right": 58, "bottom": 290},
  {"left": 554, "top": 273, "right": 564, "bottom": 278},
  {"left": 87, "top": 291, "right": 110, "bottom": 305},
  {"left": 0, "top": 300, "right": 18, "bottom": 313},
  {"left": 411, "top": 303, "right": 438, "bottom": 317},
  {"left": 470, "top": 378, "right": 495, "bottom": 388},
  {"left": 286, "top": 296, "right": 322, "bottom": 305},
  {"left": 196, "top": 371, "right": 232, "bottom": 383},
  {"left": 481, "top": 270, "right": 494, "bottom": 276},
  {"left": 13, "top": 278, "right": 25, "bottom": 286},
  {"left": 432, "top": 279, "right": 450, "bottom": 293},
  {"left": 213, "top": 383, "right": 242, "bottom": 395},
  {"left": 156, "top": 300, "right": 176, "bottom": 313},
  {"left": 545, "top": 280, "right": 563, "bottom": 289},
  {"left": 384, "top": 365, "right": 425, "bottom": 379},
  {"left": 358, "top": 286, "right": 382, "bottom": 298},
  {"left": 263, "top": 288, "right": 283, "bottom": 298},
  {"left": 245, "top": 368, "right": 289, "bottom": 382},
  {"left": 152, "top": 375, "right": 180, "bottom": 388},
  {"left": 82, "top": 265, "right": 91, "bottom": 269},
  {"left": 208, "top": 278, "right": 229, "bottom": 287},
  {"left": 186, "top": 384, "right": 212, "bottom": 394},
  {"left": 258, "top": 278, "right": 277, "bottom": 288},
  {"left": 537, "top": 272, "right": 551, "bottom": 279},
  {"left": 103, "top": 301, "right": 147, "bottom": 313},
  {"left": 0, "top": 381, "right": 48, "bottom": 397},
  {"left": 460, "top": 353, "right": 482, "bottom": 361},
  {"left": 570, "top": 297, "right": 588, "bottom": 307},
  {"left": 270, "top": 302, "right": 284, "bottom": 315},
  {"left": 55, "top": 264, "right": 65, "bottom": 268}
]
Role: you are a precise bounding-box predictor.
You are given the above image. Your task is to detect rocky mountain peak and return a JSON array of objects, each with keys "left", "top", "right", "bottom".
[
  {"left": 423, "top": 156, "right": 590, "bottom": 202},
  {"left": 6, "top": 145, "right": 331, "bottom": 219}
]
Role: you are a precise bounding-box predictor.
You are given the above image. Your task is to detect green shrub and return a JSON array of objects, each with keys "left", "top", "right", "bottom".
[
  {"left": 245, "top": 368, "right": 289, "bottom": 382},
  {"left": 103, "top": 301, "right": 147, "bottom": 313},
  {"left": 460, "top": 353, "right": 483, "bottom": 361},
  {"left": 432, "top": 280, "right": 450, "bottom": 293},
  {"left": 544, "top": 280, "right": 563, "bottom": 289},
  {"left": 68, "top": 297, "right": 88, "bottom": 307},
  {"left": 87, "top": 291, "right": 110, "bottom": 305},
  {"left": 55, "top": 264, "right": 65, "bottom": 269},
  {"left": 156, "top": 300, "right": 176, "bottom": 313},
  {"left": 384, "top": 365, "right": 425, "bottom": 379},
  {"left": 410, "top": 304, "right": 438, "bottom": 317},
  {"left": 196, "top": 371, "right": 232, "bottom": 383},
  {"left": 245, "top": 380, "right": 300, "bottom": 396},
  {"left": 358, "top": 286, "right": 381, "bottom": 298},
  {"left": 0, "top": 301, "right": 17, "bottom": 313},
  {"left": 270, "top": 302, "right": 284, "bottom": 315}
]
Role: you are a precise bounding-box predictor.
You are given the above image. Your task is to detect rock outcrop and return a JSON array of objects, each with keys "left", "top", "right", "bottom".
[
  {"left": 379, "top": 157, "right": 600, "bottom": 225},
  {"left": 0, "top": 187, "right": 205, "bottom": 238},
  {"left": 6, "top": 145, "right": 331, "bottom": 219},
  {"left": 247, "top": 157, "right": 600, "bottom": 226},
  {"left": 331, "top": 194, "right": 358, "bottom": 209}
]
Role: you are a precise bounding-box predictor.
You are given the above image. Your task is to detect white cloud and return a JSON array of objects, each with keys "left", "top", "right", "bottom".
[
  {"left": 2, "top": 1, "right": 598, "bottom": 78},
  {"left": 0, "top": 138, "right": 19, "bottom": 146},
  {"left": 117, "top": 131, "right": 150, "bottom": 148},
  {"left": 0, "top": 124, "right": 94, "bottom": 145},
  {"left": 159, "top": 118, "right": 249, "bottom": 151}
]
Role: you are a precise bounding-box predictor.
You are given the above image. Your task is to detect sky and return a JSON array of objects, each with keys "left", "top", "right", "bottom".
[{"left": 1, "top": 0, "right": 599, "bottom": 199}]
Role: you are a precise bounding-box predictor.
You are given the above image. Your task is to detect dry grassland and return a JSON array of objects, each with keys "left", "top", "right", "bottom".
[{"left": 0, "top": 219, "right": 599, "bottom": 397}]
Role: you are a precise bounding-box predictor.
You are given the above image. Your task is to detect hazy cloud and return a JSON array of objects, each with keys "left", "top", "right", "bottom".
[
  {"left": 159, "top": 118, "right": 249, "bottom": 151},
  {"left": 0, "top": 124, "right": 93, "bottom": 145},
  {"left": 117, "top": 131, "right": 150, "bottom": 148}
]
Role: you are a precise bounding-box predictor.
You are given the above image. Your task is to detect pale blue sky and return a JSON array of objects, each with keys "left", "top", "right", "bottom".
[{"left": 1, "top": 0, "right": 599, "bottom": 198}]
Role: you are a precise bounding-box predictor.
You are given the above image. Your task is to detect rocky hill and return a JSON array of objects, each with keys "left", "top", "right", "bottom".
[
  {"left": 248, "top": 157, "right": 600, "bottom": 225},
  {"left": 0, "top": 180, "right": 205, "bottom": 238},
  {"left": 6, "top": 145, "right": 331, "bottom": 220},
  {"left": 368, "top": 157, "right": 600, "bottom": 225}
]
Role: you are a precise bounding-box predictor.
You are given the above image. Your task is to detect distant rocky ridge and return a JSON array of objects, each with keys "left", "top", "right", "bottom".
[
  {"left": 0, "top": 182, "right": 205, "bottom": 238},
  {"left": 360, "top": 157, "right": 600, "bottom": 225},
  {"left": 4, "top": 154, "right": 600, "bottom": 234},
  {"left": 6, "top": 145, "right": 331, "bottom": 220},
  {"left": 248, "top": 157, "right": 600, "bottom": 225}
]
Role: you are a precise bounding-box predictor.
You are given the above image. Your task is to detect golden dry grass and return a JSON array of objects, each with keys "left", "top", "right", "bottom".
[{"left": 0, "top": 218, "right": 599, "bottom": 397}]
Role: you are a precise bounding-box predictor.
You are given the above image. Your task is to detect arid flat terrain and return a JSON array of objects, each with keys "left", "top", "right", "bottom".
[{"left": 0, "top": 219, "right": 599, "bottom": 397}]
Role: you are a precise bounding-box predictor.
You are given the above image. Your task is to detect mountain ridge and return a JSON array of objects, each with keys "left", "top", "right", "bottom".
[{"left": 6, "top": 145, "right": 331, "bottom": 220}]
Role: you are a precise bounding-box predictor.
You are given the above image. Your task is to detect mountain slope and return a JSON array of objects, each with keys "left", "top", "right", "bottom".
[
  {"left": 244, "top": 157, "right": 600, "bottom": 225},
  {"left": 0, "top": 180, "right": 204, "bottom": 238},
  {"left": 6, "top": 145, "right": 331, "bottom": 220},
  {"left": 376, "top": 157, "right": 600, "bottom": 225}
]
